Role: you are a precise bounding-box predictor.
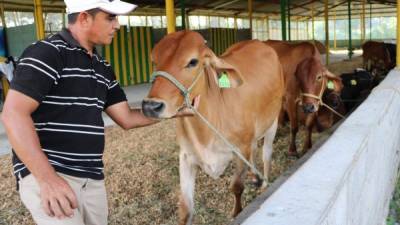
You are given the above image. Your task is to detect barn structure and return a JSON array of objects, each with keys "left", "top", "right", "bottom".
[{"left": 0, "top": 0, "right": 400, "bottom": 225}]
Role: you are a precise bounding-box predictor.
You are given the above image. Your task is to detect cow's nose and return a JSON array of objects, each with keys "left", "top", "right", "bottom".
[
  {"left": 303, "top": 104, "right": 316, "bottom": 114},
  {"left": 330, "top": 100, "right": 339, "bottom": 109},
  {"left": 142, "top": 100, "right": 165, "bottom": 118}
]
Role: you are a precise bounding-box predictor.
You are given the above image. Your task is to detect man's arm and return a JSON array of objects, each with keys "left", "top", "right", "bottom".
[
  {"left": 1, "top": 90, "right": 78, "bottom": 219},
  {"left": 105, "top": 101, "right": 158, "bottom": 129},
  {"left": 105, "top": 96, "right": 200, "bottom": 130}
]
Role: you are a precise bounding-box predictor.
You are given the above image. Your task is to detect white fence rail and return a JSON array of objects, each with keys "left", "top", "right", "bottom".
[{"left": 240, "top": 69, "right": 400, "bottom": 225}]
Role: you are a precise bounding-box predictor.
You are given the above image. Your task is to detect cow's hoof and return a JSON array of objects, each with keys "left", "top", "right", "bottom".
[
  {"left": 249, "top": 174, "right": 263, "bottom": 188},
  {"left": 231, "top": 206, "right": 243, "bottom": 218},
  {"left": 287, "top": 150, "right": 299, "bottom": 158},
  {"left": 261, "top": 181, "right": 268, "bottom": 191}
]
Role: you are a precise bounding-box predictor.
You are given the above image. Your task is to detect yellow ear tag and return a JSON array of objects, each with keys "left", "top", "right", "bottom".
[
  {"left": 351, "top": 79, "right": 357, "bottom": 86},
  {"left": 218, "top": 72, "right": 231, "bottom": 88},
  {"left": 327, "top": 80, "right": 335, "bottom": 90}
]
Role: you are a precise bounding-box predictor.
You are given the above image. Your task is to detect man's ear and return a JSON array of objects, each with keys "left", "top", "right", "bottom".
[
  {"left": 203, "top": 48, "right": 243, "bottom": 88},
  {"left": 77, "top": 12, "right": 92, "bottom": 28}
]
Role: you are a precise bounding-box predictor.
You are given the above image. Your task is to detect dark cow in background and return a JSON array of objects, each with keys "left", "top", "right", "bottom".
[
  {"left": 340, "top": 68, "right": 374, "bottom": 112},
  {"left": 362, "top": 40, "right": 396, "bottom": 77}
]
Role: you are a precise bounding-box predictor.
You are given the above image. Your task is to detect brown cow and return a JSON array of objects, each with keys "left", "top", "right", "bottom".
[
  {"left": 296, "top": 76, "right": 345, "bottom": 149},
  {"left": 142, "top": 31, "right": 284, "bottom": 225},
  {"left": 265, "top": 40, "right": 342, "bottom": 156},
  {"left": 362, "top": 40, "right": 396, "bottom": 76}
]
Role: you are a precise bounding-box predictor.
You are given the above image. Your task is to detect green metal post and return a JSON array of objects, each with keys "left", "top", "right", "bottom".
[
  {"left": 369, "top": 1, "right": 372, "bottom": 40},
  {"left": 288, "top": 0, "right": 291, "bottom": 40},
  {"left": 348, "top": 0, "right": 353, "bottom": 58},
  {"left": 180, "top": 0, "right": 186, "bottom": 29},
  {"left": 280, "top": 0, "right": 287, "bottom": 41}
]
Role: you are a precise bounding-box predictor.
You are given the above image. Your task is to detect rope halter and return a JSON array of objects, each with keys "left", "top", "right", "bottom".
[
  {"left": 150, "top": 67, "right": 204, "bottom": 113},
  {"left": 300, "top": 72, "right": 345, "bottom": 119}
]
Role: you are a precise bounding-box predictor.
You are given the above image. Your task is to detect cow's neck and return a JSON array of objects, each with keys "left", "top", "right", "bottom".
[{"left": 178, "top": 67, "right": 232, "bottom": 147}]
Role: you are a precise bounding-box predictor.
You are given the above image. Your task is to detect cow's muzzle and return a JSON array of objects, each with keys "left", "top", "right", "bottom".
[
  {"left": 303, "top": 103, "right": 317, "bottom": 114},
  {"left": 142, "top": 100, "right": 165, "bottom": 118}
]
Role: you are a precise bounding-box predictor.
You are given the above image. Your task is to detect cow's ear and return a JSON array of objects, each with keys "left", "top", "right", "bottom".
[
  {"left": 203, "top": 48, "right": 243, "bottom": 88},
  {"left": 325, "top": 70, "right": 343, "bottom": 92}
]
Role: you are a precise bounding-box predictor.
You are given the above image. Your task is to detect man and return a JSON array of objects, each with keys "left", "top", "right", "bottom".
[
  {"left": 0, "top": 72, "right": 3, "bottom": 109},
  {"left": 1, "top": 1, "right": 196, "bottom": 224}
]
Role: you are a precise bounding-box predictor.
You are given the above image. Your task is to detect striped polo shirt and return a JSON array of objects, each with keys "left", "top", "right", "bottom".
[{"left": 11, "top": 28, "right": 127, "bottom": 180}]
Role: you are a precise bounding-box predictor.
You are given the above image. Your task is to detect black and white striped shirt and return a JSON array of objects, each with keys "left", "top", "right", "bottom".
[{"left": 11, "top": 28, "right": 127, "bottom": 181}]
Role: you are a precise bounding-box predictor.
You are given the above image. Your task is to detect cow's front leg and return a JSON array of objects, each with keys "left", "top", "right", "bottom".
[
  {"left": 286, "top": 99, "right": 299, "bottom": 157},
  {"left": 178, "top": 151, "right": 197, "bottom": 225},
  {"left": 230, "top": 149, "right": 249, "bottom": 217},
  {"left": 303, "top": 113, "right": 316, "bottom": 152},
  {"left": 261, "top": 118, "right": 278, "bottom": 189}
]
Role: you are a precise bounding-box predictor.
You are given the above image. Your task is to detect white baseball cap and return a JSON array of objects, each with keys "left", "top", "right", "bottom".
[{"left": 65, "top": 0, "right": 137, "bottom": 15}]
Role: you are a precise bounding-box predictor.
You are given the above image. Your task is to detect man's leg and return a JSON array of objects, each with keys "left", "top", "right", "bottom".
[
  {"left": 80, "top": 178, "right": 108, "bottom": 225},
  {"left": 19, "top": 174, "right": 85, "bottom": 225},
  {"left": 0, "top": 88, "right": 3, "bottom": 110}
]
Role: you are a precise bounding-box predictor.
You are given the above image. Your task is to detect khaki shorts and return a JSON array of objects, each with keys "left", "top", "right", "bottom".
[{"left": 19, "top": 173, "right": 108, "bottom": 225}]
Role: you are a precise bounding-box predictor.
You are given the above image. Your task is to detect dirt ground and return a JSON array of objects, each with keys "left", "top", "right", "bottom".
[
  {"left": 327, "top": 55, "right": 363, "bottom": 75},
  {"left": 0, "top": 56, "right": 362, "bottom": 225},
  {"left": 0, "top": 121, "right": 309, "bottom": 225}
]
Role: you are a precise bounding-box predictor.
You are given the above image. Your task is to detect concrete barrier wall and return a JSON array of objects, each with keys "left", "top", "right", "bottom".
[{"left": 241, "top": 69, "right": 400, "bottom": 225}]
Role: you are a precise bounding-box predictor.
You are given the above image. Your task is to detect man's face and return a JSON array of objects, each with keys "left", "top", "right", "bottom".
[{"left": 87, "top": 10, "right": 120, "bottom": 45}]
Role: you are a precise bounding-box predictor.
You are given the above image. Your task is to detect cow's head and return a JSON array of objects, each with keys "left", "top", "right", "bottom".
[
  {"left": 142, "top": 31, "right": 243, "bottom": 119},
  {"left": 296, "top": 57, "right": 342, "bottom": 114}
]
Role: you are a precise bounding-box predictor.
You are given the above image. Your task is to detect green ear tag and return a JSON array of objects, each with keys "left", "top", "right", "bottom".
[
  {"left": 327, "top": 80, "right": 335, "bottom": 90},
  {"left": 351, "top": 79, "right": 357, "bottom": 86},
  {"left": 218, "top": 72, "right": 231, "bottom": 88}
]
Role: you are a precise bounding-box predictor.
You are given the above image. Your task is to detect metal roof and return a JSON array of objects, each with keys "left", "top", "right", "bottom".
[{"left": 0, "top": 0, "right": 396, "bottom": 19}]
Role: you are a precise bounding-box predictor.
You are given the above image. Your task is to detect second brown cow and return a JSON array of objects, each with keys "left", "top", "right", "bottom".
[{"left": 265, "top": 40, "right": 343, "bottom": 157}]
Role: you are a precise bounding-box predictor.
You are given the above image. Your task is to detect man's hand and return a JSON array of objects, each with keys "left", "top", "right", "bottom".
[{"left": 38, "top": 174, "right": 78, "bottom": 219}]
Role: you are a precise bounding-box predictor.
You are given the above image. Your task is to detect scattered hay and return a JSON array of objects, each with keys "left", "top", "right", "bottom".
[
  {"left": 0, "top": 57, "right": 362, "bottom": 225},
  {"left": 0, "top": 120, "right": 320, "bottom": 225}
]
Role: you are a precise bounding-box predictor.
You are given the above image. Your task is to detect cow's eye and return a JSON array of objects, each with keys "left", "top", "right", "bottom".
[
  {"left": 186, "top": 58, "right": 198, "bottom": 68},
  {"left": 316, "top": 74, "right": 323, "bottom": 81}
]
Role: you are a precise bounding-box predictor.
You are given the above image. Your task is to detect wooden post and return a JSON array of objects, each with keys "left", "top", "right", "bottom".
[
  {"left": 324, "top": 0, "right": 329, "bottom": 65},
  {"left": 165, "top": 0, "right": 176, "bottom": 33},
  {"left": 0, "top": 4, "right": 6, "bottom": 28},
  {"left": 266, "top": 16, "right": 270, "bottom": 39},
  {"left": 334, "top": 5, "right": 337, "bottom": 50},
  {"left": 306, "top": 18, "right": 309, "bottom": 40},
  {"left": 33, "top": 0, "right": 45, "bottom": 40},
  {"left": 311, "top": 1, "right": 315, "bottom": 40},
  {"left": 361, "top": 0, "right": 366, "bottom": 42},
  {"left": 234, "top": 16, "right": 238, "bottom": 29},
  {"left": 248, "top": 0, "right": 253, "bottom": 39}
]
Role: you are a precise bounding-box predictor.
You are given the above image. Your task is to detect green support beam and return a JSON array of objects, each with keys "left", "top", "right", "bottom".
[
  {"left": 288, "top": 0, "right": 291, "bottom": 41},
  {"left": 180, "top": 0, "right": 186, "bottom": 29},
  {"left": 280, "top": 0, "right": 287, "bottom": 41},
  {"left": 348, "top": 0, "right": 353, "bottom": 59}
]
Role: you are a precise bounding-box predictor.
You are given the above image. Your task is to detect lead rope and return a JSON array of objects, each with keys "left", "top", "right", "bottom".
[{"left": 151, "top": 68, "right": 268, "bottom": 183}]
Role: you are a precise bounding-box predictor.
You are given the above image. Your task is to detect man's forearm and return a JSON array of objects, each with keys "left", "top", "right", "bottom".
[
  {"left": 2, "top": 112, "right": 57, "bottom": 182},
  {"left": 128, "top": 107, "right": 159, "bottom": 128}
]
